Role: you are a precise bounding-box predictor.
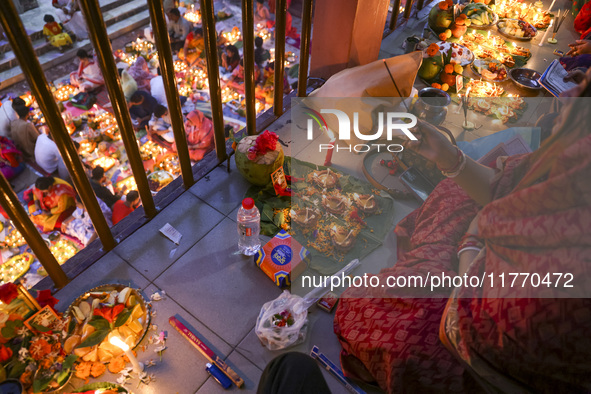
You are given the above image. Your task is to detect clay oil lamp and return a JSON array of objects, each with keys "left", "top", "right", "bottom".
[
  {"left": 291, "top": 208, "right": 320, "bottom": 230},
  {"left": 311, "top": 168, "right": 339, "bottom": 189},
  {"left": 322, "top": 194, "right": 348, "bottom": 215},
  {"left": 330, "top": 225, "right": 356, "bottom": 253},
  {"left": 353, "top": 193, "right": 378, "bottom": 214}
]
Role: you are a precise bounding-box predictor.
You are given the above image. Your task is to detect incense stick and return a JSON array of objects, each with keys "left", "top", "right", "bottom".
[
  {"left": 556, "top": 10, "right": 569, "bottom": 32},
  {"left": 383, "top": 60, "right": 410, "bottom": 112},
  {"left": 553, "top": 10, "right": 561, "bottom": 33}
]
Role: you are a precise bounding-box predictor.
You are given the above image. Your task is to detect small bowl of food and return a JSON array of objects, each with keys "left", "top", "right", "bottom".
[
  {"left": 509, "top": 68, "right": 542, "bottom": 90},
  {"left": 497, "top": 18, "right": 537, "bottom": 40}
]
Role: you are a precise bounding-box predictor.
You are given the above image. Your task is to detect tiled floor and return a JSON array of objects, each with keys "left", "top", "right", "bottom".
[{"left": 52, "top": 107, "right": 390, "bottom": 392}]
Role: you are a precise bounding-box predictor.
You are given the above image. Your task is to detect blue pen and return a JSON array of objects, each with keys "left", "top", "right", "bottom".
[
  {"left": 206, "top": 362, "right": 233, "bottom": 389},
  {"left": 310, "top": 346, "right": 366, "bottom": 394}
]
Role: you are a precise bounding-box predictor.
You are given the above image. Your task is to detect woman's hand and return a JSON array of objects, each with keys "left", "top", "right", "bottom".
[
  {"left": 405, "top": 119, "right": 458, "bottom": 169},
  {"left": 566, "top": 40, "right": 591, "bottom": 56}
]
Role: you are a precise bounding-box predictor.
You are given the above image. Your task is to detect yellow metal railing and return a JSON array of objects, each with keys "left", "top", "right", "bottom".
[{"left": 0, "top": 0, "right": 313, "bottom": 288}]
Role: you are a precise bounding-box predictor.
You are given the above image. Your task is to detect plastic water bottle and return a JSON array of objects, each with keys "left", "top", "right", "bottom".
[{"left": 237, "top": 197, "right": 261, "bottom": 256}]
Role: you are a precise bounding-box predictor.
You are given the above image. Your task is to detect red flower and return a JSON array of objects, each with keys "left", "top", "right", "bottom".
[
  {"left": 0, "top": 283, "right": 19, "bottom": 305},
  {"left": 0, "top": 345, "right": 12, "bottom": 363},
  {"left": 255, "top": 130, "right": 278, "bottom": 156},
  {"left": 36, "top": 289, "right": 59, "bottom": 310},
  {"left": 93, "top": 304, "right": 125, "bottom": 323}
]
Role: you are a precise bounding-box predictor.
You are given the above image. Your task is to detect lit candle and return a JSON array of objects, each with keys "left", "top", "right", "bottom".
[
  {"left": 109, "top": 336, "right": 144, "bottom": 374},
  {"left": 324, "top": 128, "right": 336, "bottom": 167},
  {"left": 538, "top": 18, "right": 553, "bottom": 46}
]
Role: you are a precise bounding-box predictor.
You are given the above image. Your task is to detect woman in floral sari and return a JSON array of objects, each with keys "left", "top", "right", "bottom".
[
  {"left": 24, "top": 176, "right": 77, "bottom": 233},
  {"left": 179, "top": 110, "right": 214, "bottom": 162},
  {"left": 334, "top": 70, "right": 591, "bottom": 393}
]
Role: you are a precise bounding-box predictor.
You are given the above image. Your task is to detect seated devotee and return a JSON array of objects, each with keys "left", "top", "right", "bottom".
[
  {"left": 333, "top": 69, "right": 591, "bottom": 393},
  {"left": 0, "top": 137, "right": 25, "bottom": 181},
  {"left": 127, "top": 57, "right": 155, "bottom": 92},
  {"left": 254, "top": 0, "right": 273, "bottom": 25},
  {"left": 225, "top": 59, "right": 261, "bottom": 94},
  {"left": 61, "top": 200, "right": 112, "bottom": 246},
  {"left": 119, "top": 68, "right": 138, "bottom": 101},
  {"left": 178, "top": 27, "right": 205, "bottom": 67},
  {"left": 220, "top": 44, "right": 241, "bottom": 76},
  {"left": 9, "top": 105, "right": 39, "bottom": 161},
  {"left": 254, "top": 36, "right": 270, "bottom": 67},
  {"left": 70, "top": 49, "right": 104, "bottom": 93},
  {"left": 52, "top": 0, "right": 88, "bottom": 40},
  {"left": 148, "top": 105, "right": 175, "bottom": 150},
  {"left": 34, "top": 129, "right": 66, "bottom": 177},
  {"left": 0, "top": 97, "right": 25, "bottom": 138},
  {"left": 89, "top": 166, "right": 124, "bottom": 209},
  {"left": 150, "top": 68, "right": 167, "bottom": 106},
  {"left": 43, "top": 14, "right": 72, "bottom": 52},
  {"left": 128, "top": 90, "right": 159, "bottom": 131},
  {"left": 112, "top": 190, "right": 140, "bottom": 225},
  {"left": 181, "top": 110, "right": 214, "bottom": 161},
  {"left": 25, "top": 176, "right": 76, "bottom": 232},
  {"left": 167, "top": 8, "right": 192, "bottom": 51}
]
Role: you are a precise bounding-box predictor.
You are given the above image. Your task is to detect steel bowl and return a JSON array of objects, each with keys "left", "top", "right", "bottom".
[{"left": 509, "top": 68, "right": 542, "bottom": 90}]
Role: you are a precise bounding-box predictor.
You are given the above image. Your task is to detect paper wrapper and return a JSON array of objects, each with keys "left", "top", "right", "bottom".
[{"left": 255, "top": 230, "right": 310, "bottom": 288}]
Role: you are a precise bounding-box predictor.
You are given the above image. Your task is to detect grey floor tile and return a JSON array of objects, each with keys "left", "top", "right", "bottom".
[
  {"left": 154, "top": 218, "right": 281, "bottom": 346},
  {"left": 113, "top": 192, "right": 224, "bottom": 281},
  {"left": 189, "top": 166, "right": 253, "bottom": 216},
  {"left": 130, "top": 284, "right": 234, "bottom": 394},
  {"left": 54, "top": 251, "right": 149, "bottom": 312},
  {"left": 196, "top": 350, "right": 262, "bottom": 393}
]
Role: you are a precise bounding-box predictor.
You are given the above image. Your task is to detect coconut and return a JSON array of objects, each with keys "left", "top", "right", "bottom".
[{"left": 235, "top": 135, "right": 284, "bottom": 186}]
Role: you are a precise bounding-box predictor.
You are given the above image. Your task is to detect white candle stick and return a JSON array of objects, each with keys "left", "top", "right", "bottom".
[
  {"left": 110, "top": 336, "right": 144, "bottom": 374},
  {"left": 547, "top": 0, "right": 556, "bottom": 11},
  {"left": 539, "top": 18, "right": 553, "bottom": 46}
]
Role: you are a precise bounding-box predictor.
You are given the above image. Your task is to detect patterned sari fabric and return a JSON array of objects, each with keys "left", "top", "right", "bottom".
[
  {"left": 335, "top": 130, "right": 591, "bottom": 392},
  {"left": 443, "top": 135, "right": 591, "bottom": 392},
  {"left": 27, "top": 178, "right": 77, "bottom": 232},
  {"left": 334, "top": 180, "right": 481, "bottom": 393}
]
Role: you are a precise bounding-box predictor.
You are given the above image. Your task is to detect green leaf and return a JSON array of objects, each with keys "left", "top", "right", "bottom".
[
  {"left": 67, "top": 317, "right": 77, "bottom": 335},
  {"left": 33, "top": 374, "right": 55, "bottom": 393},
  {"left": 77, "top": 329, "right": 110, "bottom": 349},
  {"left": 31, "top": 322, "right": 52, "bottom": 333},
  {"left": 62, "top": 354, "right": 79, "bottom": 371},
  {"left": 88, "top": 316, "right": 110, "bottom": 331},
  {"left": 114, "top": 309, "right": 131, "bottom": 328},
  {"left": 56, "top": 369, "right": 71, "bottom": 386},
  {"left": 1, "top": 326, "right": 14, "bottom": 339},
  {"left": 8, "top": 361, "right": 26, "bottom": 379},
  {"left": 272, "top": 211, "right": 285, "bottom": 228}
]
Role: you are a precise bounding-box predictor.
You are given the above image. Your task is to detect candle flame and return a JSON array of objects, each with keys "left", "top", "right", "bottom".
[{"left": 109, "top": 336, "right": 129, "bottom": 351}]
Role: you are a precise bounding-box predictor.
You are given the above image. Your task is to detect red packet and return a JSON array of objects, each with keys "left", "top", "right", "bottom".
[{"left": 271, "top": 167, "right": 288, "bottom": 196}]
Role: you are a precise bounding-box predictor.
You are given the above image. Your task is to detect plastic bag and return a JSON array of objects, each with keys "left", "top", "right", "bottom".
[{"left": 255, "top": 290, "right": 308, "bottom": 351}]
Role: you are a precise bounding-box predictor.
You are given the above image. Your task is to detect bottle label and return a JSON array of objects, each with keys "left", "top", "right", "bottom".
[{"left": 245, "top": 228, "right": 252, "bottom": 236}]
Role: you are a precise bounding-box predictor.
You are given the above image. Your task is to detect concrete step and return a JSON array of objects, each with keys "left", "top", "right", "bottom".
[{"left": 0, "top": 0, "right": 150, "bottom": 89}]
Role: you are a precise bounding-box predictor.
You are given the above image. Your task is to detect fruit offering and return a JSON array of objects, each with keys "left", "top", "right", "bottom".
[
  {"left": 429, "top": 0, "right": 455, "bottom": 33},
  {"left": 497, "top": 19, "right": 537, "bottom": 39},
  {"left": 461, "top": 3, "right": 497, "bottom": 27},
  {"left": 472, "top": 59, "right": 508, "bottom": 82},
  {"left": 64, "top": 285, "right": 150, "bottom": 364}
]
